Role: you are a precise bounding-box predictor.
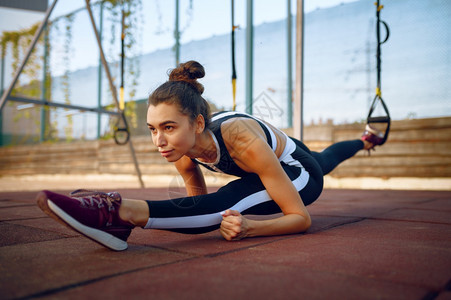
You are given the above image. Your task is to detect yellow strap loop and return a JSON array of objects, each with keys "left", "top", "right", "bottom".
[
  {"left": 232, "top": 79, "right": 237, "bottom": 111},
  {"left": 374, "top": 2, "right": 384, "bottom": 11},
  {"left": 119, "top": 87, "right": 125, "bottom": 111},
  {"left": 376, "top": 87, "right": 382, "bottom": 97}
]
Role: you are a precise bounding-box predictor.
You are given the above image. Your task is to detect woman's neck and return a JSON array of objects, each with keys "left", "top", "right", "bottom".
[{"left": 186, "top": 130, "right": 217, "bottom": 163}]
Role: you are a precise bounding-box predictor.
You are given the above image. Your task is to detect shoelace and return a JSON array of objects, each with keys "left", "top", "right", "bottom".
[{"left": 70, "top": 189, "right": 120, "bottom": 226}]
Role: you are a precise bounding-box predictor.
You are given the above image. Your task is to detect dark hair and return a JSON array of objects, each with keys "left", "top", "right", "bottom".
[{"left": 148, "top": 60, "right": 211, "bottom": 129}]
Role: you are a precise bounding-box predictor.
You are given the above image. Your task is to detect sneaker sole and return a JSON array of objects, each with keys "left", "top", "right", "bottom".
[
  {"left": 37, "top": 192, "right": 128, "bottom": 251},
  {"left": 365, "top": 125, "right": 384, "bottom": 137}
]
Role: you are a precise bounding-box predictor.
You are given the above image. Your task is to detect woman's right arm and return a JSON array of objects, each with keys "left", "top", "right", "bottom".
[{"left": 174, "top": 156, "right": 208, "bottom": 196}]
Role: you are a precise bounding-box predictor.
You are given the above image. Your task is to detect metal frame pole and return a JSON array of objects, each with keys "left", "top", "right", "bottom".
[
  {"left": 40, "top": 25, "right": 49, "bottom": 142},
  {"left": 245, "top": 0, "right": 253, "bottom": 115},
  {"left": 0, "top": 42, "right": 4, "bottom": 146},
  {"left": 0, "top": 43, "right": 4, "bottom": 93},
  {"left": 97, "top": 1, "right": 104, "bottom": 139},
  {"left": 85, "top": 0, "right": 144, "bottom": 188},
  {"left": 287, "top": 0, "right": 293, "bottom": 127},
  {"left": 7, "top": 95, "right": 121, "bottom": 115},
  {"left": 0, "top": 0, "right": 58, "bottom": 113},
  {"left": 294, "top": 0, "right": 304, "bottom": 140},
  {"left": 175, "top": 0, "right": 180, "bottom": 66}
]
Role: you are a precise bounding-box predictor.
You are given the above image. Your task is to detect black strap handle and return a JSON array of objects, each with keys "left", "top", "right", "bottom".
[
  {"left": 367, "top": 95, "right": 391, "bottom": 145},
  {"left": 114, "top": 126, "right": 130, "bottom": 145},
  {"left": 367, "top": 116, "right": 390, "bottom": 123}
]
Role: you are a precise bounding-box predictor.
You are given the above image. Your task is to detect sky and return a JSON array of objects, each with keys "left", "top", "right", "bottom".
[
  {"left": 0, "top": 0, "right": 359, "bottom": 32},
  {"left": 0, "top": 0, "right": 358, "bottom": 76}
]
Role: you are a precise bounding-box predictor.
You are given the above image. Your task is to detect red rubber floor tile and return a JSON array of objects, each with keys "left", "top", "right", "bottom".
[
  {"left": 7, "top": 217, "right": 80, "bottom": 237},
  {"left": 0, "top": 222, "right": 67, "bottom": 246},
  {"left": 323, "top": 219, "right": 451, "bottom": 249},
  {"left": 50, "top": 253, "right": 429, "bottom": 300},
  {"left": 218, "top": 220, "right": 451, "bottom": 291},
  {"left": 416, "top": 199, "right": 451, "bottom": 211},
  {"left": 126, "top": 215, "right": 362, "bottom": 256},
  {"left": 0, "top": 189, "right": 449, "bottom": 299},
  {"left": 0, "top": 205, "right": 46, "bottom": 221},
  {"left": 375, "top": 207, "right": 451, "bottom": 224},
  {"left": 0, "top": 199, "right": 31, "bottom": 208},
  {"left": 0, "top": 238, "right": 193, "bottom": 300}
]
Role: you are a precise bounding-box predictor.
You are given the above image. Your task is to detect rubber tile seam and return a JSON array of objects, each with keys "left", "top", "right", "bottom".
[
  {"left": 15, "top": 256, "right": 199, "bottom": 300},
  {"left": 129, "top": 242, "right": 205, "bottom": 258},
  {"left": 0, "top": 216, "right": 49, "bottom": 222}
]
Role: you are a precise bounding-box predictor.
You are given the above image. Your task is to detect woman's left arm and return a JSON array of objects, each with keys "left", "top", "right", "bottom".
[{"left": 220, "top": 130, "right": 311, "bottom": 240}]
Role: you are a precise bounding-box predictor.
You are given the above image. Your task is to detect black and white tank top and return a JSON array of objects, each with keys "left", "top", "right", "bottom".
[{"left": 193, "top": 111, "right": 298, "bottom": 177}]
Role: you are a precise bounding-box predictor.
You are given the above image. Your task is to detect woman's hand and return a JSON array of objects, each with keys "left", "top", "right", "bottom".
[{"left": 220, "top": 210, "right": 250, "bottom": 241}]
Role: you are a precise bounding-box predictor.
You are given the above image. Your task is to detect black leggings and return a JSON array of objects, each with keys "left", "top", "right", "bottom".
[{"left": 144, "top": 139, "right": 364, "bottom": 233}]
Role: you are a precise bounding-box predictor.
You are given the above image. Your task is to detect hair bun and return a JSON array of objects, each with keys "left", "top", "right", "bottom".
[{"left": 169, "top": 60, "right": 205, "bottom": 94}]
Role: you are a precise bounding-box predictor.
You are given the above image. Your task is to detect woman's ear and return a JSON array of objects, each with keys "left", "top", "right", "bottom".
[{"left": 195, "top": 114, "right": 205, "bottom": 133}]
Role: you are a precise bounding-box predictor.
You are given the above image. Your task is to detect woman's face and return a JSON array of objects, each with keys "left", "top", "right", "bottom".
[{"left": 146, "top": 102, "right": 200, "bottom": 162}]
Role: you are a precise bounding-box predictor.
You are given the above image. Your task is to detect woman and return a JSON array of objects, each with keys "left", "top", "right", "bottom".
[{"left": 37, "top": 61, "right": 385, "bottom": 251}]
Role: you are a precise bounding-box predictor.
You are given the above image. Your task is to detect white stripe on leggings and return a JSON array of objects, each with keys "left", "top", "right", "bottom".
[{"left": 144, "top": 166, "right": 310, "bottom": 230}]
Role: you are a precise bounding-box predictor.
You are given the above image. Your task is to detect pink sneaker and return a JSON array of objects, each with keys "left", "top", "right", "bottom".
[
  {"left": 361, "top": 124, "right": 385, "bottom": 149},
  {"left": 36, "top": 189, "right": 134, "bottom": 251}
]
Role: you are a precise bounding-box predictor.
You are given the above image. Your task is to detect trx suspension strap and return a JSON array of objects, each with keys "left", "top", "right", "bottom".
[
  {"left": 114, "top": 2, "right": 130, "bottom": 145},
  {"left": 231, "top": 0, "right": 237, "bottom": 111},
  {"left": 120, "top": 5, "right": 126, "bottom": 111},
  {"left": 367, "top": 0, "right": 391, "bottom": 145}
]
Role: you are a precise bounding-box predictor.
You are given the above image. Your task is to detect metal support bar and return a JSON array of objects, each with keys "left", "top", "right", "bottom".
[
  {"left": 85, "top": 0, "right": 145, "bottom": 188},
  {"left": 175, "top": 0, "right": 180, "bottom": 66},
  {"left": 245, "top": 0, "right": 253, "bottom": 115},
  {"left": 0, "top": 44, "right": 4, "bottom": 93},
  {"left": 7, "top": 95, "right": 121, "bottom": 115},
  {"left": 40, "top": 25, "right": 49, "bottom": 142},
  {"left": 0, "top": 0, "right": 58, "bottom": 113},
  {"left": 287, "top": 0, "right": 293, "bottom": 127},
  {"left": 0, "top": 43, "right": 4, "bottom": 146},
  {"left": 294, "top": 0, "right": 304, "bottom": 141},
  {"left": 97, "top": 1, "right": 104, "bottom": 139}
]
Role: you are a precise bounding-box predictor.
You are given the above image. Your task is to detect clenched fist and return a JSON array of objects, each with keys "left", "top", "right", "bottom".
[{"left": 220, "top": 209, "right": 250, "bottom": 241}]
